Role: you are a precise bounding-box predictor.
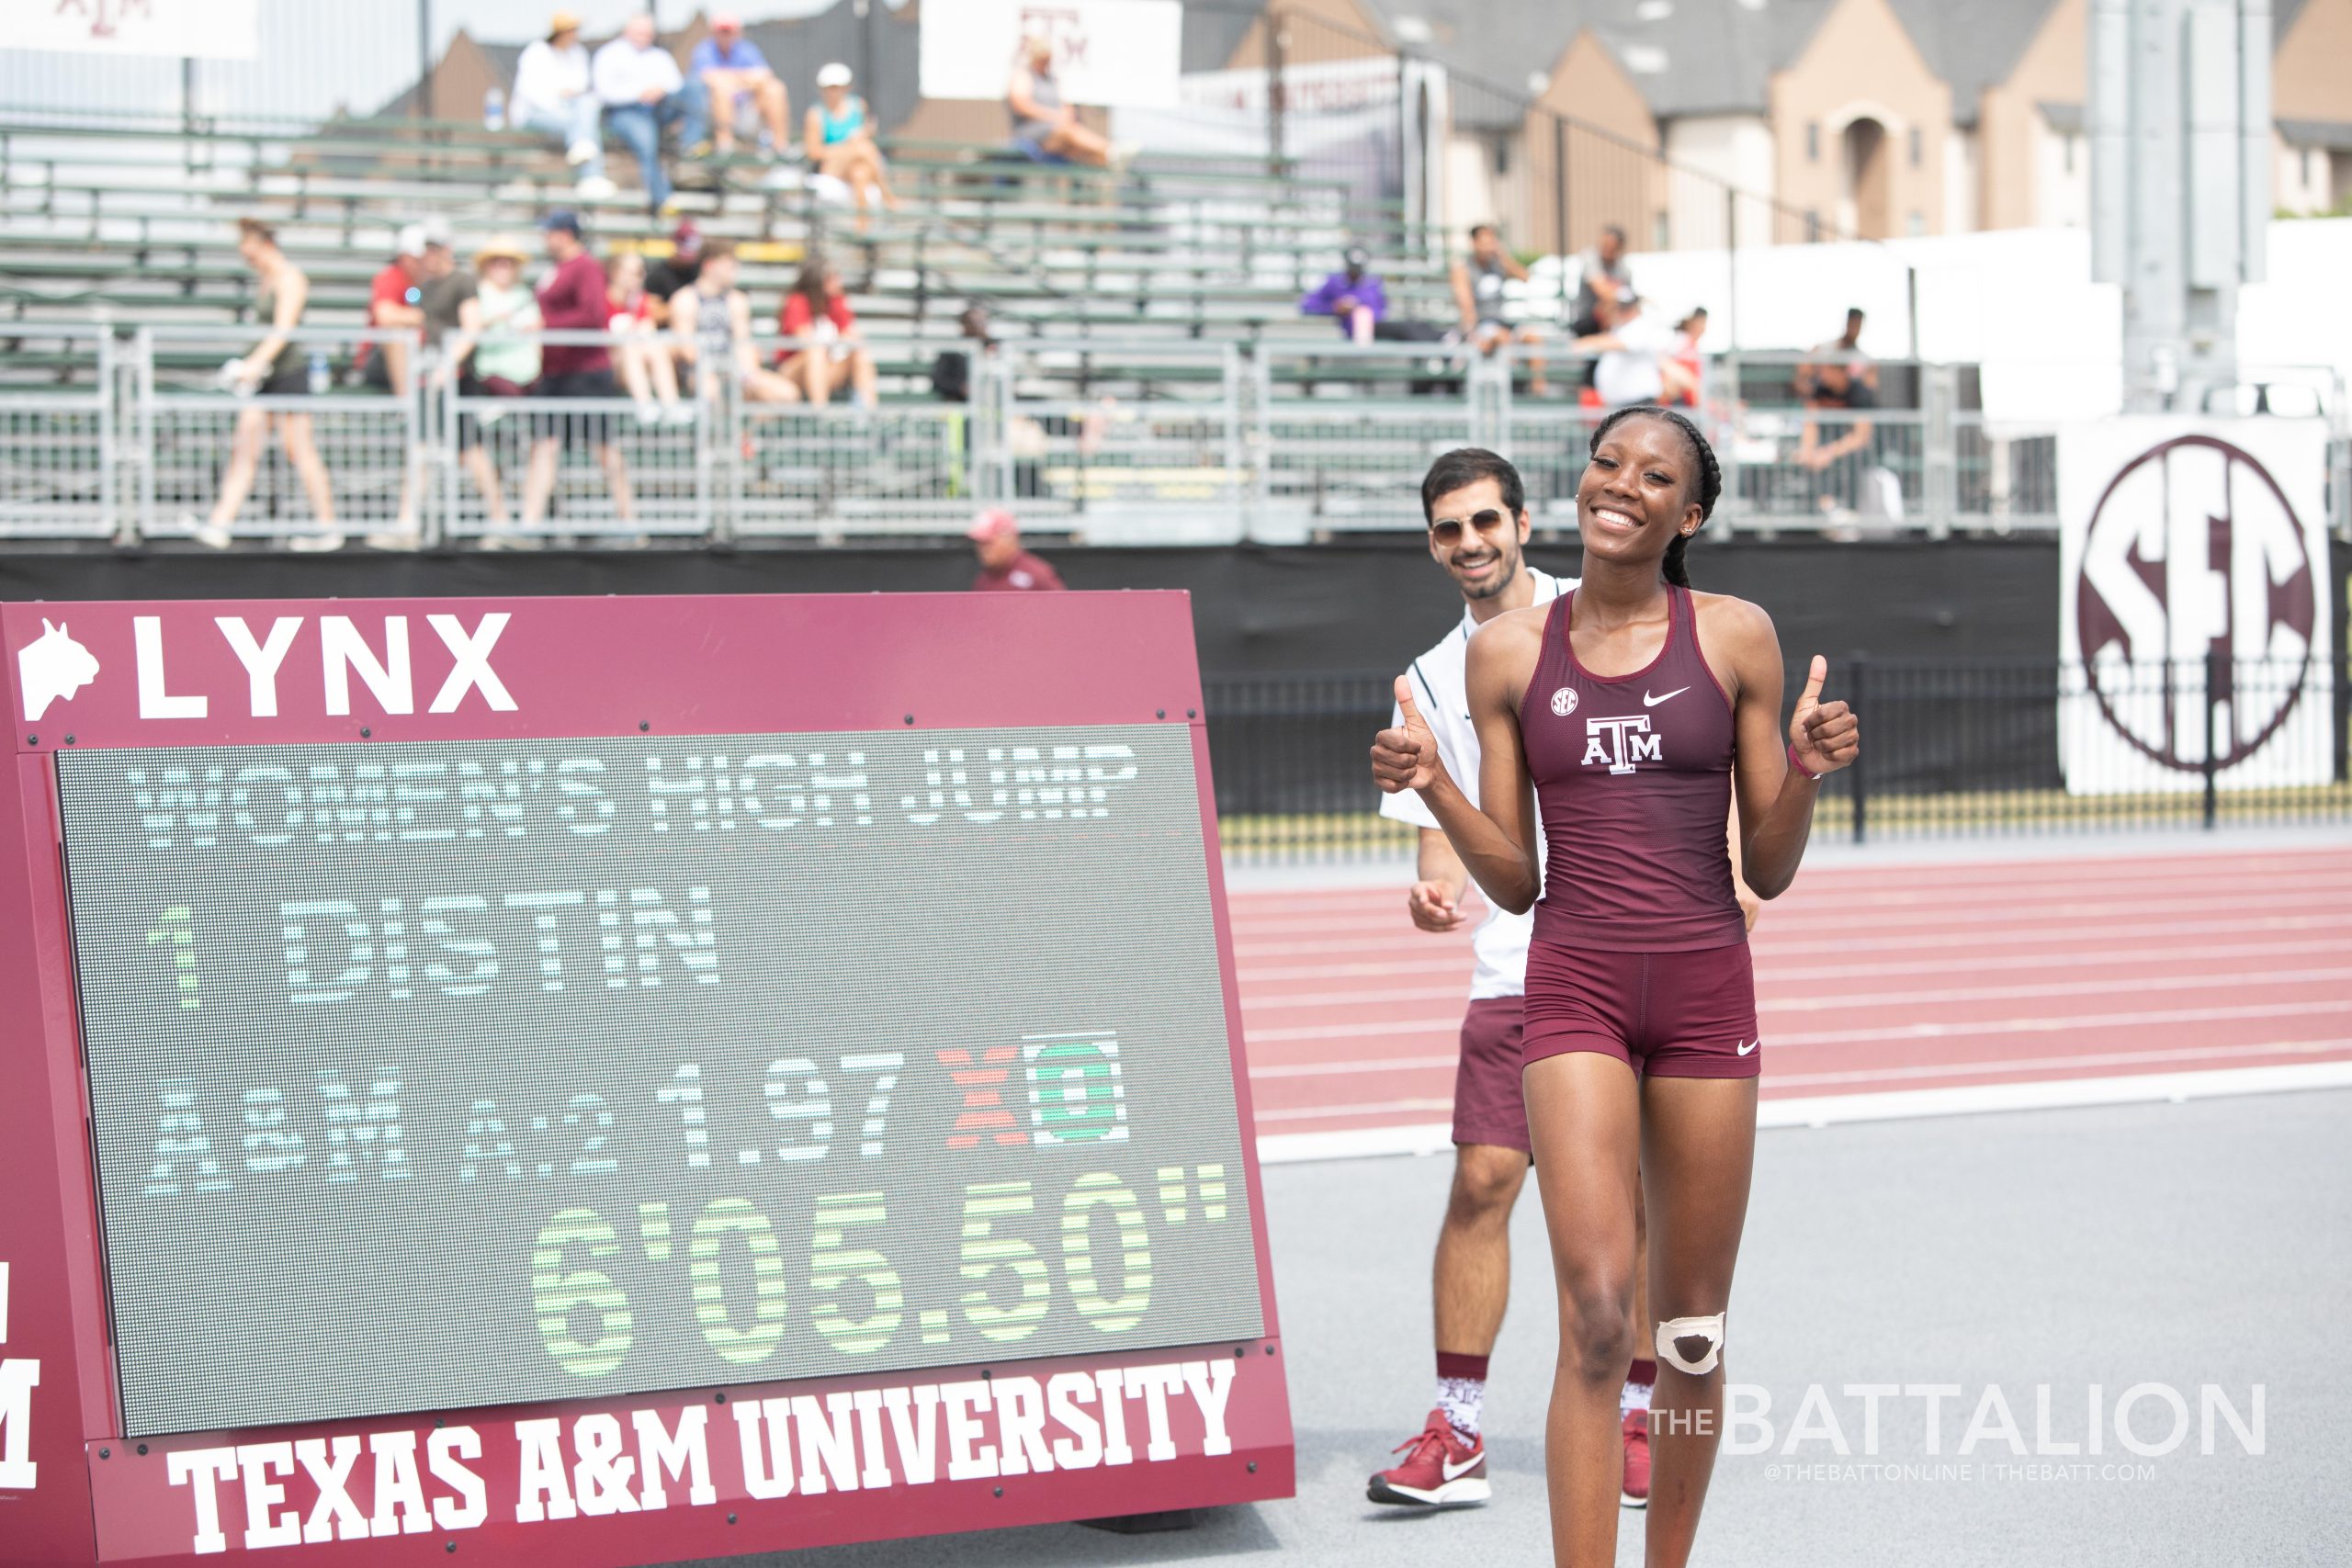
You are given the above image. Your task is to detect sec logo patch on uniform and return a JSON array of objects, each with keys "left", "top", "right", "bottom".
[{"left": 1550, "top": 687, "right": 1577, "bottom": 717}]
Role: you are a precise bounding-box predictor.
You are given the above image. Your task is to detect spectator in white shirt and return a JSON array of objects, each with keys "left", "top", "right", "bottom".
[
  {"left": 593, "top": 14, "right": 707, "bottom": 214},
  {"left": 511, "top": 11, "right": 614, "bottom": 197},
  {"left": 1577, "top": 288, "right": 1698, "bottom": 408}
]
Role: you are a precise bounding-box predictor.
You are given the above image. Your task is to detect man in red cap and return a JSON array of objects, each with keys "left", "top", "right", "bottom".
[
  {"left": 689, "top": 13, "right": 790, "bottom": 158},
  {"left": 967, "top": 508, "right": 1064, "bottom": 592}
]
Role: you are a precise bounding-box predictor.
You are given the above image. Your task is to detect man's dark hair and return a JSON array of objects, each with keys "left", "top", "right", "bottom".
[
  {"left": 1420, "top": 447, "right": 1524, "bottom": 525},
  {"left": 1601, "top": 223, "right": 1627, "bottom": 244},
  {"left": 1469, "top": 222, "right": 1498, "bottom": 243},
  {"left": 1847, "top": 306, "right": 1865, "bottom": 322}
]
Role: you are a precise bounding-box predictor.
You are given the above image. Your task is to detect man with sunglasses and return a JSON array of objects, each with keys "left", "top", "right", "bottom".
[{"left": 1369, "top": 448, "right": 1657, "bottom": 1511}]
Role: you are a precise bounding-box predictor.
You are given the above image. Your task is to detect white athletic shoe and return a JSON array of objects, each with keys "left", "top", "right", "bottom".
[
  {"left": 566, "top": 139, "right": 597, "bottom": 166},
  {"left": 186, "top": 513, "right": 232, "bottom": 550},
  {"left": 284, "top": 530, "right": 346, "bottom": 553},
  {"left": 362, "top": 529, "right": 421, "bottom": 551},
  {"left": 575, "top": 175, "right": 618, "bottom": 200}
]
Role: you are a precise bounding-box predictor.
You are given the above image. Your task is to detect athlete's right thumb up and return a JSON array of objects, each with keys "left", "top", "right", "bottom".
[{"left": 1371, "top": 674, "right": 1434, "bottom": 795}]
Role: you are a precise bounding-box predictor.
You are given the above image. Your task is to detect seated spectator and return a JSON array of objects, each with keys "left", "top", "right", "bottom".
[
  {"left": 1668, "top": 307, "right": 1707, "bottom": 406},
  {"left": 1795, "top": 307, "right": 1878, "bottom": 471},
  {"left": 358, "top": 223, "right": 434, "bottom": 395},
  {"left": 605, "top": 249, "right": 685, "bottom": 423},
  {"left": 1568, "top": 223, "right": 1632, "bottom": 336},
  {"left": 1574, "top": 288, "right": 1697, "bottom": 408},
  {"left": 1299, "top": 246, "right": 1386, "bottom": 344},
  {"left": 688, "top": 13, "right": 788, "bottom": 159},
  {"left": 643, "top": 219, "right": 704, "bottom": 319},
  {"left": 594, "top": 15, "right": 706, "bottom": 215},
  {"left": 932, "top": 303, "right": 995, "bottom": 402},
  {"left": 1452, "top": 222, "right": 1546, "bottom": 394},
  {"left": 467, "top": 238, "right": 544, "bottom": 394},
  {"left": 805, "top": 62, "right": 899, "bottom": 225},
  {"left": 511, "top": 11, "right": 616, "bottom": 199},
  {"left": 1006, "top": 35, "right": 1125, "bottom": 167},
  {"left": 669, "top": 241, "right": 798, "bottom": 405},
  {"left": 187, "top": 220, "right": 336, "bottom": 551},
  {"left": 523, "top": 211, "right": 634, "bottom": 532},
  {"left": 434, "top": 237, "right": 535, "bottom": 532},
  {"left": 967, "top": 507, "right": 1065, "bottom": 592},
  {"left": 774, "top": 258, "right": 877, "bottom": 410}
]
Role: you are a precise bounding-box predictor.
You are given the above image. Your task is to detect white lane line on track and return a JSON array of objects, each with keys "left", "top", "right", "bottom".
[
  {"left": 1251, "top": 1061, "right": 2352, "bottom": 1163},
  {"left": 1240, "top": 995, "right": 2350, "bottom": 1045},
  {"left": 1226, "top": 851, "right": 2352, "bottom": 912},
  {"left": 1228, "top": 863, "right": 2352, "bottom": 924},
  {"left": 1237, "top": 935, "right": 2352, "bottom": 987},
  {"left": 1243, "top": 1029, "right": 2352, "bottom": 1084},
  {"left": 1238, "top": 964, "right": 2352, "bottom": 1014},
  {"left": 1227, "top": 886, "right": 2346, "bottom": 940},
  {"left": 1230, "top": 910, "right": 2346, "bottom": 960}
]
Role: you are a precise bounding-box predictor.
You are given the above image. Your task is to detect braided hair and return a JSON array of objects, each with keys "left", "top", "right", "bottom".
[{"left": 1587, "top": 405, "right": 1721, "bottom": 588}]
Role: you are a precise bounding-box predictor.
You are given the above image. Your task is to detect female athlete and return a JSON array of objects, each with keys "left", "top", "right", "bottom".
[{"left": 1370, "top": 405, "right": 1859, "bottom": 1566}]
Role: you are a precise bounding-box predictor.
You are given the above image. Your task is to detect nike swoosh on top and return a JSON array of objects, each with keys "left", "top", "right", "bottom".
[
  {"left": 1442, "top": 1453, "right": 1483, "bottom": 1480},
  {"left": 1736, "top": 1039, "right": 1759, "bottom": 1055},
  {"left": 1644, "top": 686, "right": 1690, "bottom": 707}
]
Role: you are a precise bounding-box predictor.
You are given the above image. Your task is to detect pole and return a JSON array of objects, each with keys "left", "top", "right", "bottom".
[
  {"left": 2201, "top": 649, "right": 2222, "bottom": 829},
  {"left": 416, "top": 0, "right": 434, "bottom": 124},
  {"left": 1847, "top": 655, "right": 1869, "bottom": 844},
  {"left": 1724, "top": 185, "right": 1738, "bottom": 351},
  {"left": 1552, "top": 116, "right": 1568, "bottom": 278},
  {"left": 1267, "top": 11, "right": 1286, "bottom": 177},
  {"left": 1905, "top": 265, "right": 1919, "bottom": 362}
]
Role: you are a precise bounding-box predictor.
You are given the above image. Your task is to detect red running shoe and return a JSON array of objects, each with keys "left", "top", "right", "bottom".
[
  {"left": 1620, "top": 1408, "right": 1651, "bottom": 1508},
  {"left": 1367, "top": 1408, "right": 1490, "bottom": 1506}
]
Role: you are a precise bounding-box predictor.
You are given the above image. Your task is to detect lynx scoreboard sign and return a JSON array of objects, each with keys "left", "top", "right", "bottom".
[{"left": 0, "top": 592, "right": 1292, "bottom": 1566}]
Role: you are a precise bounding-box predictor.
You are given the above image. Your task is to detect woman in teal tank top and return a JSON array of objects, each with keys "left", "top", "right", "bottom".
[{"left": 803, "top": 62, "right": 898, "bottom": 225}]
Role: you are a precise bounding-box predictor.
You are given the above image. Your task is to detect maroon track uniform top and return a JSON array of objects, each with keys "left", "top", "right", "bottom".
[
  {"left": 972, "top": 550, "right": 1066, "bottom": 592},
  {"left": 1522, "top": 585, "right": 1746, "bottom": 953}
]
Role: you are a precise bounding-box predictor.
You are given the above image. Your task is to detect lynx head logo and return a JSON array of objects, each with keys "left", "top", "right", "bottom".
[{"left": 17, "top": 618, "right": 100, "bottom": 722}]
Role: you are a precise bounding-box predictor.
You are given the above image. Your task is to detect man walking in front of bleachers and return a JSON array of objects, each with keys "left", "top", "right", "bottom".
[
  {"left": 521, "top": 212, "right": 633, "bottom": 536},
  {"left": 967, "top": 508, "right": 1064, "bottom": 592},
  {"left": 594, "top": 14, "right": 704, "bottom": 215},
  {"left": 513, "top": 11, "right": 616, "bottom": 200}
]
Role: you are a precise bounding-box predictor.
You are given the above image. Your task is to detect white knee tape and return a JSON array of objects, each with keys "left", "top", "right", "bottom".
[{"left": 1655, "top": 1312, "right": 1725, "bottom": 1375}]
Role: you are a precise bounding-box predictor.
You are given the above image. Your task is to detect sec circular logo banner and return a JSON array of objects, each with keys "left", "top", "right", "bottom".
[
  {"left": 1550, "top": 687, "right": 1577, "bottom": 717},
  {"left": 2059, "top": 422, "right": 2332, "bottom": 794}
]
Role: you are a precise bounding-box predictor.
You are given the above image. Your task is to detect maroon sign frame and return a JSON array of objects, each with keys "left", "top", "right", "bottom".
[{"left": 0, "top": 592, "right": 1292, "bottom": 1567}]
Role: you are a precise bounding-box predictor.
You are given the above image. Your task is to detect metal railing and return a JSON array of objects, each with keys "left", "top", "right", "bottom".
[
  {"left": 2, "top": 332, "right": 2329, "bottom": 546},
  {"left": 0, "top": 322, "right": 112, "bottom": 539},
  {"left": 1205, "top": 654, "right": 2352, "bottom": 863}
]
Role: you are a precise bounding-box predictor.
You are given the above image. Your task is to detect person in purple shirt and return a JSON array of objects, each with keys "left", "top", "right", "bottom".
[
  {"left": 688, "top": 13, "right": 789, "bottom": 158},
  {"left": 1300, "top": 246, "right": 1388, "bottom": 344}
]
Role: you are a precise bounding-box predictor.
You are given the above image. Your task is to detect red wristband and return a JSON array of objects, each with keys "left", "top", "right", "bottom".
[{"left": 1787, "top": 740, "right": 1822, "bottom": 781}]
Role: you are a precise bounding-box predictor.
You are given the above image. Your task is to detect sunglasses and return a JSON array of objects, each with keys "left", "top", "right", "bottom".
[{"left": 1429, "top": 508, "right": 1513, "bottom": 545}]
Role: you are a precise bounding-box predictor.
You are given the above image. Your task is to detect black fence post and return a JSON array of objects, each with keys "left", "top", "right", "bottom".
[
  {"left": 1847, "top": 654, "right": 1868, "bottom": 844},
  {"left": 2201, "top": 649, "right": 2222, "bottom": 830}
]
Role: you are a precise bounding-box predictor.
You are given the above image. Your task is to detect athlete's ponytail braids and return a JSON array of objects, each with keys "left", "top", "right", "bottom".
[{"left": 1588, "top": 404, "right": 1722, "bottom": 589}]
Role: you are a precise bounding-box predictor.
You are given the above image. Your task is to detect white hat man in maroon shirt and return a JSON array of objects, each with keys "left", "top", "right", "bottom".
[{"left": 967, "top": 508, "right": 1066, "bottom": 592}]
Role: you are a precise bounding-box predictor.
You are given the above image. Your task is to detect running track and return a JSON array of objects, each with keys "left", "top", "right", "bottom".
[{"left": 1233, "top": 845, "right": 2352, "bottom": 1160}]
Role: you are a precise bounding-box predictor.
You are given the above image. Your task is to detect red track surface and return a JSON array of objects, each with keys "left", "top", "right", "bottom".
[{"left": 1232, "top": 847, "right": 2352, "bottom": 1139}]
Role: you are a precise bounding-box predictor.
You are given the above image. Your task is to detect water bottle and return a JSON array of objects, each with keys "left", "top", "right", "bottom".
[
  {"left": 483, "top": 87, "right": 507, "bottom": 132},
  {"left": 307, "top": 351, "right": 329, "bottom": 397}
]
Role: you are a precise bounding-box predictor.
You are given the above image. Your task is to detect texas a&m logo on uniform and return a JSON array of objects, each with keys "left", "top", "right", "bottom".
[{"left": 1583, "top": 715, "right": 1661, "bottom": 775}]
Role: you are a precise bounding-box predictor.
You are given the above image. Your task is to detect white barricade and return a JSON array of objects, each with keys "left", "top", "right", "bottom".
[{"left": 0, "top": 323, "right": 113, "bottom": 539}]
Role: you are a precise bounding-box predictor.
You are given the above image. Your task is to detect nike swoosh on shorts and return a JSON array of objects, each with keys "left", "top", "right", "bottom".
[{"left": 1644, "top": 686, "right": 1689, "bottom": 707}]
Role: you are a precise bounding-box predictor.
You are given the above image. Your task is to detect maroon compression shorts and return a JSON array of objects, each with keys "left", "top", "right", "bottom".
[
  {"left": 1453, "top": 996, "right": 1532, "bottom": 1152},
  {"left": 1521, "top": 939, "right": 1760, "bottom": 1079}
]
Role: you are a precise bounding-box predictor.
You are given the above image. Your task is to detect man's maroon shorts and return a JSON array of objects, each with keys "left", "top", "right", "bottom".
[
  {"left": 1521, "top": 939, "right": 1760, "bottom": 1079},
  {"left": 1453, "top": 996, "right": 1532, "bottom": 1152}
]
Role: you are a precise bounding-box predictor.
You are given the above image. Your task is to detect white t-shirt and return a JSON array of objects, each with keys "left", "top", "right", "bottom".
[
  {"left": 593, "top": 39, "right": 684, "bottom": 107},
  {"left": 1595, "top": 311, "right": 1675, "bottom": 406},
  {"left": 513, "top": 39, "right": 592, "bottom": 122},
  {"left": 1378, "top": 565, "right": 1573, "bottom": 999}
]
